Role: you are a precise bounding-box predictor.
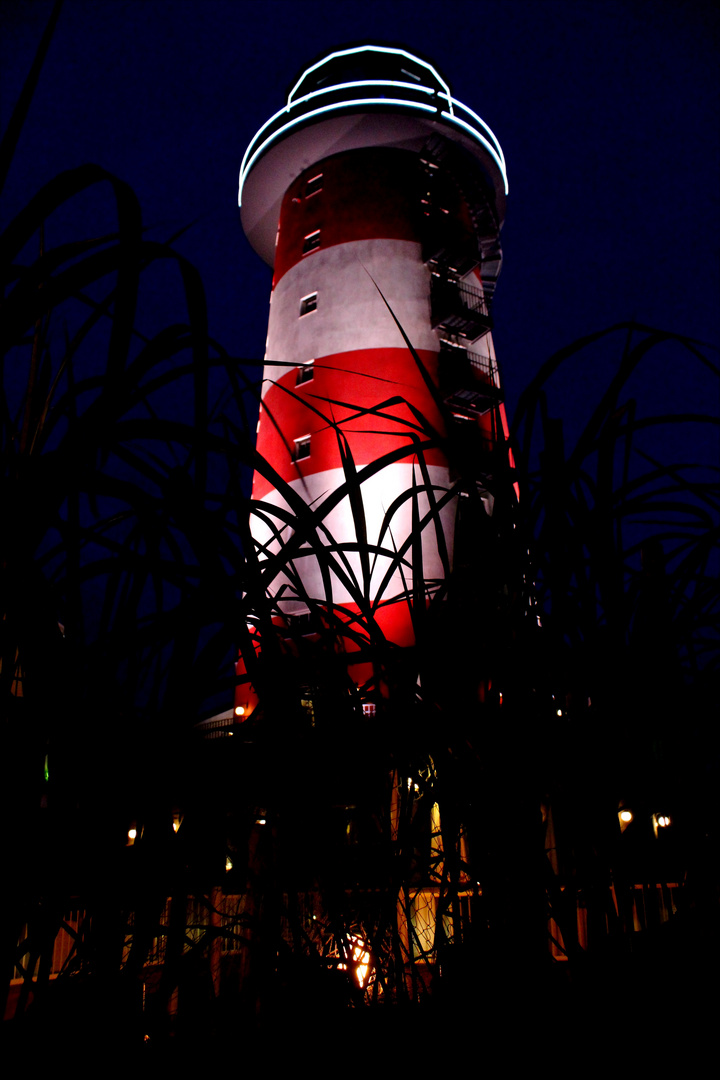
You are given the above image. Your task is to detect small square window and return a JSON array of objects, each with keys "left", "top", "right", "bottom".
[
  {"left": 293, "top": 435, "right": 311, "bottom": 462},
  {"left": 302, "top": 230, "right": 321, "bottom": 255},
  {"left": 299, "top": 293, "right": 317, "bottom": 317},
  {"left": 305, "top": 173, "right": 323, "bottom": 198},
  {"left": 296, "top": 360, "right": 314, "bottom": 386}
]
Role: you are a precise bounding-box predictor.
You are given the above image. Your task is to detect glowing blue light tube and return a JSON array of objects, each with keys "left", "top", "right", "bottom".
[
  {"left": 287, "top": 79, "right": 436, "bottom": 114},
  {"left": 239, "top": 84, "right": 437, "bottom": 193},
  {"left": 440, "top": 111, "right": 508, "bottom": 194},
  {"left": 239, "top": 98, "right": 439, "bottom": 205},
  {"left": 439, "top": 94, "right": 506, "bottom": 174},
  {"left": 287, "top": 44, "right": 452, "bottom": 109}
]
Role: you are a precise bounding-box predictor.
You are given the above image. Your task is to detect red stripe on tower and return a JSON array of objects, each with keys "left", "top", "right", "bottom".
[{"left": 236, "top": 45, "right": 509, "bottom": 714}]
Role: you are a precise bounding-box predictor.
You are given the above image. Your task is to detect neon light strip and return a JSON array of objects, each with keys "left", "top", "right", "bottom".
[
  {"left": 287, "top": 79, "right": 436, "bottom": 113},
  {"left": 439, "top": 93, "right": 506, "bottom": 173},
  {"left": 287, "top": 45, "right": 453, "bottom": 112},
  {"left": 240, "top": 100, "right": 308, "bottom": 181},
  {"left": 239, "top": 83, "right": 437, "bottom": 189},
  {"left": 239, "top": 89, "right": 508, "bottom": 202},
  {"left": 440, "top": 111, "right": 508, "bottom": 194},
  {"left": 239, "top": 98, "right": 438, "bottom": 205}
]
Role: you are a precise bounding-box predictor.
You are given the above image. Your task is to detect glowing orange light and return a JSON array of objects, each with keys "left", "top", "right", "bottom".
[
  {"left": 337, "top": 935, "right": 371, "bottom": 988},
  {"left": 619, "top": 810, "right": 633, "bottom": 823},
  {"left": 128, "top": 828, "right": 137, "bottom": 840},
  {"left": 234, "top": 705, "right": 245, "bottom": 717}
]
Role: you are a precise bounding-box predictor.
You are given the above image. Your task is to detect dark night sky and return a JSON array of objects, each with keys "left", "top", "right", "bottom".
[{"left": 2, "top": 0, "right": 719, "bottom": 451}]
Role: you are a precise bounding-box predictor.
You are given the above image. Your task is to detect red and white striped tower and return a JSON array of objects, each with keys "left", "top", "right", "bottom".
[{"left": 237, "top": 45, "right": 509, "bottom": 714}]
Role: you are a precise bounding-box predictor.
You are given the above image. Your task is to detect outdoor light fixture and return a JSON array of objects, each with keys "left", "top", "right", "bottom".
[
  {"left": 618, "top": 809, "right": 633, "bottom": 833},
  {"left": 225, "top": 856, "right": 233, "bottom": 872},
  {"left": 127, "top": 827, "right": 137, "bottom": 845},
  {"left": 234, "top": 705, "right": 245, "bottom": 717},
  {"left": 652, "top": 813, "right": 672, "bottom": 837}
]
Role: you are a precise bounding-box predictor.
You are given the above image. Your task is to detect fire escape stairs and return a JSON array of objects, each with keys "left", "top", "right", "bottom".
[
  {"left": 438, "top": 341, "right": 503, "bottom": 418},
  {"left": 430, "top": 270, "right": 493, "bottom": 343},
  {"left": 420, "top": 134, "right": 503, "bottom": 300}
]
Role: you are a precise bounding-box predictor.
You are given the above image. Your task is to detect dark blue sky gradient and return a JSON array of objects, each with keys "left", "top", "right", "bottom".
[{"left": 2, "top": 0, "right": 718, "bottom": 448}]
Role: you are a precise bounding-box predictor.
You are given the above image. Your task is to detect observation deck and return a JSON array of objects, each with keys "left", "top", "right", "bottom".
[{"left": 239, "top": 45, "right": 508, "bottom": 268}]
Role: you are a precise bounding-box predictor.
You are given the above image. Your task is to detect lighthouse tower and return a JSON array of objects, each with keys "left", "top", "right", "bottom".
[{"left": 237, "top": 45, "right": 508, "bottom": 711}]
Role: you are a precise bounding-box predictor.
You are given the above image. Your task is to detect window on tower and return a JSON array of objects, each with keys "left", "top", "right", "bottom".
[
  {"left": 305, "top": 173, "right": 323, "bottom": 198},
  {"left": 299, "top": 293, "right": 317, "bottom": 316},
  {"left": 297, "top": 359, "right": 314, "bottom": 385},
  {"left": 293, "top": 435, "right": 311, "bottom": 462},
  {"left": 302, "top": 230, "right": 321, "bottom": 255}
]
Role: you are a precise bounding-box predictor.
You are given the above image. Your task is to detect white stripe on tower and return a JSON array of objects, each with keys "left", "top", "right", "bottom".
[{"left": 260, "top": 239, "right": 437, "bottom": 392}]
